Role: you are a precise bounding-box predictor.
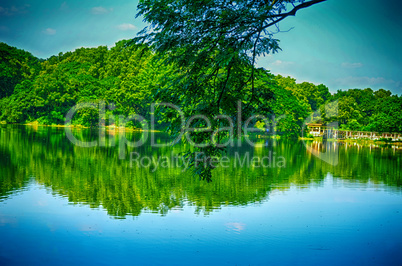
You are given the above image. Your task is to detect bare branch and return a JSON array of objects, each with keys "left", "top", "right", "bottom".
[{"left": 269, "top": 0, "right": 327, "bottom": 18}]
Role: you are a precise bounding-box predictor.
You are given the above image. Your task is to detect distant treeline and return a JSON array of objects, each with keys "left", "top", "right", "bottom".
[{"left": 0, "top": 41, "right": 401, "bottom": 134}]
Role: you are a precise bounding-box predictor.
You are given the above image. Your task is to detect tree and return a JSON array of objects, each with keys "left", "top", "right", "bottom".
[
  {"left": 369, "top": 95, "right": 402, "bottom": 133},
  {"left": 0, "top": 43, "right": 41, "bottom": 99},
  {"left": 136, "top": 0, "right": 326, "bottom": 72},
  {"left": 338, "top": 96, "right": 361, "bottom": 125},
  {"left": 135, "top": 0, "right": 327, "bottom": 181},
  {"left": 269, "top": 76, "right": 309, "bottom": 137}
]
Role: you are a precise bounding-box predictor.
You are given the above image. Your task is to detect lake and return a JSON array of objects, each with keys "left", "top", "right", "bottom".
[{"left": 0, "top": 125, "right": 401, "bottom": 265}]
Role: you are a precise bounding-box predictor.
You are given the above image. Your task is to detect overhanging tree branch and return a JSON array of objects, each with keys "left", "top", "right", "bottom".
[
  {"left": 269, "top": 0, "right": 327, "bottom": 18},
  {"left": 134, "top": 0, "right": 329, "bottom": 181},
  {"left": 263, "top": 0, "right": 326, "bottom": 30}
]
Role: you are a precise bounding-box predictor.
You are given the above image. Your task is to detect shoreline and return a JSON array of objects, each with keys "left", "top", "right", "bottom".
[
  {"left": 300, "top": 137, "right": 402, "bottom": 146},
  {"left": 2, "top": 122, "right": 401, "bottom": 145},
  {"left": 0, "top": 121, "right": 161, "bottom": 133}
]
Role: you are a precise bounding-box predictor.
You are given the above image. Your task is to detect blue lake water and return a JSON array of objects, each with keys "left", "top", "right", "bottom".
[{"left": 0, "top": 125, "right": 401, "bottom": 265}]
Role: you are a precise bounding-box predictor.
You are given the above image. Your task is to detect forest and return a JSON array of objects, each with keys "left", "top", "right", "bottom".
[{"left": 1, "top": 41, "right": 401, "bottom": 135}]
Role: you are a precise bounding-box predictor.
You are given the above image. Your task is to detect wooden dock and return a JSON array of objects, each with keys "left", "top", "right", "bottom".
[{"left": 306, "top": 123, "right": 402, "bottom": 141}]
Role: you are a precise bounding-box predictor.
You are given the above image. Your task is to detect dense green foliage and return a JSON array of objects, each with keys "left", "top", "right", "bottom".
[
  {"left": 331, "top": 88, "right": 402, "bottom": 132},
  {"left": 0, "top": 41, "right": 401, "bottom": 133},
  {"left": 0, "top": 41, "right": 166, "bottom": 126},
  {"left": 0, "top": 42, "right": 41, "bottom": 99}
]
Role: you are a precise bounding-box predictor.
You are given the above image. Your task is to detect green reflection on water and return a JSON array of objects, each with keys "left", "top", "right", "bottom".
[{"left": 0, "top": 125, "right": 401, "bottom": 217}]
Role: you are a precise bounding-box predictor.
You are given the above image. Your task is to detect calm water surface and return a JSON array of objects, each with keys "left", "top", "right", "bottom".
[{"left": 0, "top": 125, "right": 401, "bottom": 265}]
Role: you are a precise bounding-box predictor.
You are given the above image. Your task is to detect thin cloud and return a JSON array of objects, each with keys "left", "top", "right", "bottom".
[
  {"left": 117, "top": 23, "right": 137, "bottom": 31},
  {"left": 42, "top": 28, "right": 56, "bottom": 35},
  {"left": 0, "top": 4, "right": 30, "bottom": 16},
  {"left": 341, "top": 62, "right": 363, "bottom": 68},
  {"left": 335, "top": 76, "right": 401, "bottom": 91},
  {"left": 91, "top": 6, "right": 113, "bottom": 15},
  {"left": 60, "top": 2, "right": 69, "bottom": 11},
  {"left": 271, "top": 60, "right": 295, "bottom": 67}
]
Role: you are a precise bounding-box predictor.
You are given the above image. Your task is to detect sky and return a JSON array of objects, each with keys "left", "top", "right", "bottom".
[{"left": 0, "top": 0, "right": 401, "bottom": 94}]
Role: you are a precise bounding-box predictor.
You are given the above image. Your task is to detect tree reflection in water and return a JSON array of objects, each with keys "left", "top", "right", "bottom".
[{"left": 0, "top": 125, "right": 400, "bottom": 217}]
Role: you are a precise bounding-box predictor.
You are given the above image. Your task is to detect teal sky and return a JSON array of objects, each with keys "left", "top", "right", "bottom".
[{"left": 1, "top": 0, "right": 401, "bottom": 94}]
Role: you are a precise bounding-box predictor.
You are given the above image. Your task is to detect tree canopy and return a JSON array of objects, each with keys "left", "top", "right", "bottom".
[
  {"left": 0, "top": 42, "right": 41, "bottom": 99},
  {"left": 134, "top": 0, "right": 327, "bottom": 180},
  {"left": 135, "top": 0, "right": 327, "bottom": 114},
  {"left": 136, "top": 0, "right": 326, "bottom": 69}
]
